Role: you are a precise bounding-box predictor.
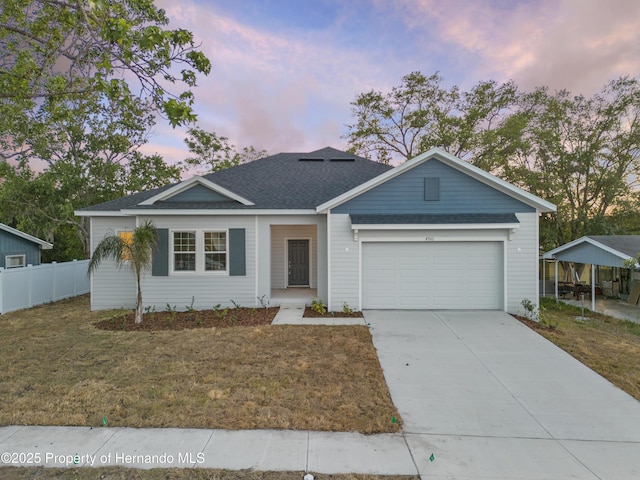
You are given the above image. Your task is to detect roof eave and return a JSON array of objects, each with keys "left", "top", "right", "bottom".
[
  {"left": 543, "top": 236, "right": 634, "bottom": 261},
  {"left": 0, "top": 223, "right": 53, "bottom": 249},
  {"left": 139, "top": 176, "right": 255, "bottom": 206},
  {"left": 351, "top": 222, "right": 520, "bottom": 231}
]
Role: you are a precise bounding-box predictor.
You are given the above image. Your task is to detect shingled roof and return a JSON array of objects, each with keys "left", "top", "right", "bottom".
[{"left": 79, "top": 147, "right": 392, "bottom": 213}]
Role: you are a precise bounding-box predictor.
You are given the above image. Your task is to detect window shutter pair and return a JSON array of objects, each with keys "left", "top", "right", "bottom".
[{"left": 152, "top": 228, "right": 245, "bottom": 276}]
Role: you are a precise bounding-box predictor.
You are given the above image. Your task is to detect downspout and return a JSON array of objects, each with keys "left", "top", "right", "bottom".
[{"left": 327, "top": 209, "right": 331, "bottom": 311}]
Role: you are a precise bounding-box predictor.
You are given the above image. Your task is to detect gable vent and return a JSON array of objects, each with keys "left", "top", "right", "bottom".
[
  {"left": 424, "top": 177, "right": 440, "bottom": 201},
  {"left": 329, "top": 158, "right": 355, "bottom": 162},
  {"left": 299, "top": 158, "right": 324, "bottom": 162}
]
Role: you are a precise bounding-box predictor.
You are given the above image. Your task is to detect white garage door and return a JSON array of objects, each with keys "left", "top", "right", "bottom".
[{"left": 362, "top": 241, "right": 503, "bottom": 309}]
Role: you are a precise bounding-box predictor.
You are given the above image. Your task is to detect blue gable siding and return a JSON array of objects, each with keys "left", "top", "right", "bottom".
[
  {"left": 0, "top": 230, "right": 41, "bottom": 268},
  {"left": 333, "top": 159, "right": 535, "bottom": 214},
  {"left": 553, "top": 242, "right": 629, "bottom": 268},
  {"left": 164, "top": 184, "right": 235, "bottom": 203}
]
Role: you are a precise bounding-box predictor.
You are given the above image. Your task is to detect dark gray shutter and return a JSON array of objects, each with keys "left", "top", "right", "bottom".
[
  {"left": 228, "top": 228, "right": 246, "bottom": 276},
  {"left": 152, "top": 228, "right": 169, "bottom": 276},
  {"left": 424, "top": 177, "right": 440, "bottom": 201}
]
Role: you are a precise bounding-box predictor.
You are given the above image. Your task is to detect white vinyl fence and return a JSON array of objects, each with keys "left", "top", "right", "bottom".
[{"left": 0, "top": 260, "right": 90, "bottom": 314}]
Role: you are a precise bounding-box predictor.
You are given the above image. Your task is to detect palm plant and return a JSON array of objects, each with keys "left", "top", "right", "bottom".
[{"left": 88, "top": 220, "right": 158, "bottom": 324}]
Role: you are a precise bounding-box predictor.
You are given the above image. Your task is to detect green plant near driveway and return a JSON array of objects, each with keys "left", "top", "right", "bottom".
[{"left": 0, "top": 295, "right": 401, "bottom": 434}]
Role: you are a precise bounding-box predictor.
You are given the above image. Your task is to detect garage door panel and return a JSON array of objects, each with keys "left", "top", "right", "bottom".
[{"left": 362, "top": 241, "right": 503, "bottom": 310}]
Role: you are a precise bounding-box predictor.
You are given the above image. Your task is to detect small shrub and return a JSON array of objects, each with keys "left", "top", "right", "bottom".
[
  {"left": 521, "top": 298, "right": 540, "bottom": 322},
  {"left": 212, "top": 304, "right": 228, "bottom": 320},
  {"left": 311, "top": 297, "right": 327, "bottom": 315},
  {"left": 521, "top": 298, "right": 555, "bottom": 329},
  {"left": 186, "top": 296, "right": 196, "bottom": 312},
  {"left": 257, "top": 295, "right": 270, "bottom": 309},
  {"left": 230, "top": 299, "right": 242, "bottom": 309},
  {"left": 342, "top": 302, "right": 354, "bottom": 315}
]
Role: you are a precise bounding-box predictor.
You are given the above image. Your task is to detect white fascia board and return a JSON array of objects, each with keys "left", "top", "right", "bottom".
[
  {"left": 0, "top": 223, "right": 53, "bottom": 249},
  {"left": 120, "top": 208, "right": 318, "bottom": 216},
  {"left": 139, "top": 176, "right": 255, "bottom": 206},
  {"left": 543, "top": 236, "right": 632, "bottom": 261},
  {"left": 351, "top": 223, "right": 520, "bottom": 231},
  {"left": 316, "top": 147, "right": 556, "bottom": 213},
  {"left": 74, "top": 210, "right": 127, "bottom": 217}
]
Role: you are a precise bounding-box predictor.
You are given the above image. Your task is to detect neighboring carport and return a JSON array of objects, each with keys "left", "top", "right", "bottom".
[{"left": 542, "top": 235, "right": 640, "bottom": 311}]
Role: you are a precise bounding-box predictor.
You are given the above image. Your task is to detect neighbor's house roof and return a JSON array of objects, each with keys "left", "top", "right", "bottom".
[
  {"left": 543, "top": 235, "right": 640, "bottom": 268},
  {"left": 76, "top": 147, "right": 392, "bottom": 216},
  {"left": 0, "top": 223, "right": 53, "bottom": 249}
]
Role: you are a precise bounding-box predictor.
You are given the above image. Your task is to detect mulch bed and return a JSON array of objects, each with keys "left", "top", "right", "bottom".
[
  {"left": 95, "top": 307, "right": 279, "bottom": 331},
  {"left": 303, "top": 307, "right": 364, "bottom": 318},
  {"left": 512, "top": 314, "right": 561, "bottom": 333}
]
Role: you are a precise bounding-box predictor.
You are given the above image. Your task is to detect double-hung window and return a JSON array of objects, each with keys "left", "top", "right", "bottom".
[
  {"left": 204, "top": 232, "right": 227, "bottom": 271},
  {"left": 172, "top": 230, "right": 227, "bottom": 273},
  {"left": 173, "top": 231, "right": 196, "bottom": 271}
]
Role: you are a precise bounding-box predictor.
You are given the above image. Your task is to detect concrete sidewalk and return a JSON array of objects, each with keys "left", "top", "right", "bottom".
[{"left": 0, "top": 426, "right": 417, "bottom": 475}]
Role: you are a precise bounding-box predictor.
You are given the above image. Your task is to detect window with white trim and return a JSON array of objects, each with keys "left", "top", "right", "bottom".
[
  {"left": 204, "top": 231, "right": 227, "bottom": 271},
  {"left": 171, "top": 230, "right": 227, "bottom": 273},
  {"left": 173, "top": 231, "right": 196, "bottom": 271},
  {"left": 5, "top": 254, "right": 26, "bottom": 268}
]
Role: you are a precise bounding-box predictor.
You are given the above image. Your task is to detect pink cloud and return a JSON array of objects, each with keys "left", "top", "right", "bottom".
[
  {"left": 153, "top": 0, "right": 399, "bottom": 156},
  {"left": 395, "top": 0, "right": 640, "bottom": 94}
]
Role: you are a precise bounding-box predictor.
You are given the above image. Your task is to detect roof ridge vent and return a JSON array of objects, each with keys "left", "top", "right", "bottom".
[
  {"left": 299, "top": 158, "right": 324, "bottom": 162},
  {"left": 329, "top": 158, "right": 355, "bottom": 162}
]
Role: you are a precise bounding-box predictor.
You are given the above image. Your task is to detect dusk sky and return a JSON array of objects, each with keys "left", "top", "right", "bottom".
[{"left": 147, "top": 0, "right": 640, "bottom": 169}]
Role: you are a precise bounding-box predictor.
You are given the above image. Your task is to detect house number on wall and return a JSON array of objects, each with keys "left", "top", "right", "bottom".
[{"left": 425, "top": 236, "right": 435, "bottom": 241}]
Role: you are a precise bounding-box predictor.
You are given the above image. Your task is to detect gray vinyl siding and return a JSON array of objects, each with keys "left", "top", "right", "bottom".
[
  {"left": 327, "top": 212, "right": 539, "bottom": 314},
  {"left": 0, "top": 230, "right": 42, "bottom": 268},
  {"left": 90, "top": 217, "right": 137, "bottom": 310},
  {"left": 506, "top": 212, "right": 539, "bottom": 313},
  {"left": 270, "top": 224, "right": 318, "bottom": 289},
  {"left": 140, "top": 216, "right": 256, "bottom": 310},
  {"left": 551, "top": 243, "right": 629, "bottom": 268},
  {"left": 328, "top": 214, "right": 360, "bottom": 310},
  {"left": 333, "top": 159, "right": 535, "bottom": 214}
]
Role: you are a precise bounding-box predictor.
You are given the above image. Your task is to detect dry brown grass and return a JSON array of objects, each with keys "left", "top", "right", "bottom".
[
  {"left": 520, "top": 298, "right": 640, "bottom": 401},
  {"left": 0, "top": 467, "right": 419, "bottom": 480},
  {"left": 0, "top": 296, "right": 400, "bottom": 433}
]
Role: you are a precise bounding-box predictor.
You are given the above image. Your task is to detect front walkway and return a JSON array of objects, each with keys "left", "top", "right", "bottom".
[{"left": 271, "top": 303, "right": 365, "bottom": 325}]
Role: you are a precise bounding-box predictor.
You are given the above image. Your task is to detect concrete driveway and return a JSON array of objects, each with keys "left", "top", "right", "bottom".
[{"left": 366, "top": 310, "right": 640, "bottom": 480}]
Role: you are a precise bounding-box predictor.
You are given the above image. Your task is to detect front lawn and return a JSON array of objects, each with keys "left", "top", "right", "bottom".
[
  {"left": 519, "top": 297, "right": 640, "bottom": 401},
  {"left": 0, "top": 296, "right": 400, "bottom": 434}
]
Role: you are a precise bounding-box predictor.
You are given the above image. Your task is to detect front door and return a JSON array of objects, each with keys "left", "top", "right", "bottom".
[{"left": 288, "top": 239, "right": 309, "bottom": 286}]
